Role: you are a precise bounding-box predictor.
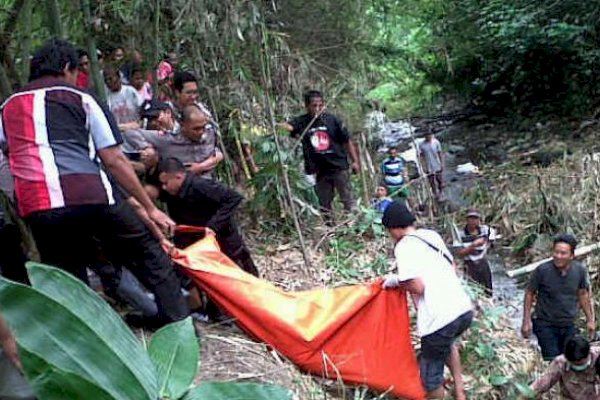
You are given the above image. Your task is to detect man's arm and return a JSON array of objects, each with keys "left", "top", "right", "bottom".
[
  {"left": 578, "top": 288, "right": 595, "bottom": 338},
  {"left": 530, "top": 359, "right": 562, "bottom": 396},
  {"left": 277, "top": 122, "right": 294, "bottom": 132},
  {"left": 126, "top": 197, "right": 166, "bottom": 243},
  {"left": 456, "top": 238, "right": 486, "bottom": 257},
  {"left": 99, "top": 146, "right": 174, "bottom": 235},
  {"left": 521, "top": 289, "right": 535, "bottom": 338},
  {"left": 437, "top": 141, "right": 444, "bottom": 171},
  {"left": 187, "top": 151, "right": 224, "bottom": 175},
  {"left": 343, "top": 140, "right": 360, "bottom": 173},
  {"left": 0, "top": 314, "right": 21, "bottom": 372}
]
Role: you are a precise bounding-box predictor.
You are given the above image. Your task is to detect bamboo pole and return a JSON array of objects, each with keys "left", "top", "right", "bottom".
[
  {"left": 18, "top": 0, "right": 33, "bottom": 85},
  {"left": 507, "top": 243, "right": 600, "bottom": 278},
  {"left": 45, "top": 0, "right": 64, "bottom": 39},
  {"left": 80, "top": 0, "right": 105, "bottom": 101},
  {"left": 259, "top": 21, "right": 312, "bottom": 276}
]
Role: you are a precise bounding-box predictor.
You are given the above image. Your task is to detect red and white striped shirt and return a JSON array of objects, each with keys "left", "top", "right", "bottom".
[{"left": 0, "top": 77, "right": 123, "bottom": 217}]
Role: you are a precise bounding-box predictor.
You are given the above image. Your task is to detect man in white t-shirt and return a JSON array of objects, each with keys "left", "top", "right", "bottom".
[
  {"left": 381, "top": 201, "right": 473, "bottom": 400},
  {"left": 104, "top": 66, "right": 143, "bottom": 154}
]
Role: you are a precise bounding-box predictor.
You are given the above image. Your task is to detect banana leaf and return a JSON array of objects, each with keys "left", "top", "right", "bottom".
[
  {"left": 19, "top": 347, "right": 114, "bottom": 400},
  {"left": 148, "top": 317, "right": 199, "bottom": 399},
  {"left": 0, "top": 266, "right": 158, "bottom": 400},
  {"left": 183, "top": 382, "right": 293, "bottom": 400}
]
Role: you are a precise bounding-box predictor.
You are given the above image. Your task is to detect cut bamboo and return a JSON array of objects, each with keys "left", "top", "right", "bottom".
[{"left": 507, "top": 242, "right": 600, "bottom": 277}]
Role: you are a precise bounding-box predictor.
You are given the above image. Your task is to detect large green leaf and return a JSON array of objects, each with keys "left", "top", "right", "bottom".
[
  {"left": 183, "top": 382, "right": 293, "bottom": 400},
  {"left": 0, "top": 271, "right": 157, "bottom": 400},
  {"left": 19, "top": 347, "right": 114, "bottom": 400},
  {"left": 148, "top": 317, "right": 199, "bottom": 399},
  {"left": 26, "top": 262, "right": 157, "bottom": 398}
]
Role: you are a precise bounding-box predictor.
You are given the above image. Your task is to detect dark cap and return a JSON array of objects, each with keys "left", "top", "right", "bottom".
[
  {"left": 140, "top": 99, "right": 170, "bottom": 119},
  {"left": 466, "top": 208, "right": 480, "bottom": 218},
  {"left": 382, "top": 201, "right": 416, "bottom": 229}
]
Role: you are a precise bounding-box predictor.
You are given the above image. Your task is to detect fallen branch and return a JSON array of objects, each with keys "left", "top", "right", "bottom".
[{"left": 507, "top": 242, "right": 600, "bottom": 277}]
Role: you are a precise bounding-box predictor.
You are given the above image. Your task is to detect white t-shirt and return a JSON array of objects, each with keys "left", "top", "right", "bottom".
[
  {"left": 394, "top": 229, "right": 472, "bottom": 336},
  {"left": 106, "top": 85, "right": 142, "bottom": 125}
]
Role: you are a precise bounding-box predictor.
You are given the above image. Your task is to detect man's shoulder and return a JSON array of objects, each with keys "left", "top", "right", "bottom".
[{"left": 537, "top": 260, "right": 555, "bottom": 273}]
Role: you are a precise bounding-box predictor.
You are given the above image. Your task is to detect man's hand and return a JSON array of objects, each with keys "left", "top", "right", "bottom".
[
  {"left": 186, "top": 162, "right": 206, "bottom": 175},
  {"left": 382, "top": 275, "right": 401, "bottom": 289},
  {"left": 351, "top": 162, "right": 360, "bottom": 175},
  {"left": 1, "top": 334, "right": 22, "bottom": 372},
  {"left": 148, "top": 207, "right": 175, "bottom": 237},
  {"left": 521, "top": 319, "right": 532, "bottom": 338},
  {"left": 587, "top": 320, "right": 596, "bottom": 340},
  {"left": 472, "top": 238, "right": 486, "bottom": 247}
]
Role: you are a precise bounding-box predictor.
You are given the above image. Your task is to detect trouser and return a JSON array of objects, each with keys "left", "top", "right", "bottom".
[
  {"left": 533, "top": 320, "right": 577, "bottom": 361},
  {"left": 315, "top": 169, "right": 355, "bottom": 218},
  {"left": 427, "top": 171, "right": 443, "bottom": 194},
  {"left": 25, "top": 203, "right": 188, "bottom": 324},
  {"left": 0, "top": 218, "right": 29, "bottom": 285},
  {"left": 464, "top": 259, "right": 493, "bottom": 296}
]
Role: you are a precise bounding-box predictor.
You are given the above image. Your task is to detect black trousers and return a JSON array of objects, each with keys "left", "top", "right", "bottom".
[
  {"left": 25, "top": 203, "right": 189, "bottom": 324},
  {"left": 0, "top": 217, "right": 29, "bottom": 284},
  {"left": 464, "top": 258, "right": 493, "bottom": 296},
  {"left": 315, "top": 169, "right": 355, "bottom": 213}
]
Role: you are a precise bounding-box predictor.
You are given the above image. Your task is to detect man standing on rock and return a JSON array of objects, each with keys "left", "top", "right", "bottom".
[
  {"left": 381, "top": 201, "right": 472, "bottom": 400},
  {"left": 419, "top": 130, "right": 444, "bottom": 199},
  {"left": 455, "top": 208, "right": 496, "bottom": 296},
  {"left": 522, "top": 234, "right": 595, "bottom": 361},
  {"left": 279, "top": 90, "right": 360, "bottom": 222}
]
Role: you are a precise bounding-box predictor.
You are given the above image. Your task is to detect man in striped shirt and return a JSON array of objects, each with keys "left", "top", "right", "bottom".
[{"left": 0, "top": 39, "right": 188, "bottom": 325}]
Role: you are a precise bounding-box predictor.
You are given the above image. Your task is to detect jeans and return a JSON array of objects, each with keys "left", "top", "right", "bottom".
[
  {"left": 0, "top": 219, "right": 29, "bottom": 285},
  {"left": 533, "top": 320, "right": 577, "bottom": 361},
  {"left": 25, "top": 202, "right": 188, "bottom": 324}
]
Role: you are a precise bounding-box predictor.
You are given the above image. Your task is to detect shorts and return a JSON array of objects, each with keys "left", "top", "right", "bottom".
[{"left": 420, "top": 311, "right": 473, "bottom": 391}]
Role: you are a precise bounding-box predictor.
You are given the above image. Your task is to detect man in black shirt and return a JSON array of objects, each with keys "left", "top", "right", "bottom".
[
  {"left": 522, "top": 234, "right": 595, "bottom": 360},
  {"left": 158, "top": 158, "right": 259, "bottom": 277},
  {"left": 280, "top": 90, "right": 359, "bottom": 221}
]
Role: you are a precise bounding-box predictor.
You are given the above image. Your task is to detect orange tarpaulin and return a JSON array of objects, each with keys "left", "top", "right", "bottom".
[{"left": 171, "top": 228, "right": 425, "bottom": 399}]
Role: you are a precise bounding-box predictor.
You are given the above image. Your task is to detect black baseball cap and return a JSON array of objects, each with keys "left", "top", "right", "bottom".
[{"left": 140, "top": 99, "right": 170, "bottom": 119}]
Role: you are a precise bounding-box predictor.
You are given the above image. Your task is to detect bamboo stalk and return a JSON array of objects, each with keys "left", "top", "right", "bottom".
[
  {"left": 259, "top": 21, "right": 312, "bottom": 276},
  {"left": 45, "top": 0, "right": 64, "bottom": 39},
  {"left": 80, "top": 0, "right": 105, "bottom": 101}
]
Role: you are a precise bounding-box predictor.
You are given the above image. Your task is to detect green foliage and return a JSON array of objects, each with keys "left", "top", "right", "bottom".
[
  {"left": 148, "top": 318, "right": 199, "bottom": 399},
  {"left": 0, "top": 263, "right": 292, "bottom": 400}
]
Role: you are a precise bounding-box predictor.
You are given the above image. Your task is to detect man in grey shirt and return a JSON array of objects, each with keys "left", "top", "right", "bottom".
[
  {"left": 419, "top": 131, "right": 444, "bottom": 198},
  {"left": 136, "top": 104, "right": 223, "bottom": 179}
]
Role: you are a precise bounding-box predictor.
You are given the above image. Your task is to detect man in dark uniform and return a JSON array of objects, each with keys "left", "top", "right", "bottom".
[{"left": 158, "top": 157, "right": 258, "bottom": 277}]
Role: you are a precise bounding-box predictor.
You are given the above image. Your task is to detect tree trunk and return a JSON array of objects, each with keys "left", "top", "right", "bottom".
[
  {"left": 45, "top": 0, "right": 64, "bottom": 38},
  {"left": 80, "top": 0, "right": 105, "bottom": 101}
]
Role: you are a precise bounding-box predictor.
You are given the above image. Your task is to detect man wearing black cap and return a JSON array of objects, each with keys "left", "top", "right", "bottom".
[
  {"left": 140, "top": 99, "right": 180, "bottom": 134},
  {"left": 522, "top": 234, "right": 595, "bottom": 361},
  {"left": 454, "top": 208, "right": 496, "bottom": 296},
  {"left": 381, "top": 201, "right": 472, "bottom": 400}
]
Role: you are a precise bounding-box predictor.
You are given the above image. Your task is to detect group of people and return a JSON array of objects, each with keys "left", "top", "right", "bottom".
[{"left": 0, "top": 37, "right": 597, "bottom": 400}]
